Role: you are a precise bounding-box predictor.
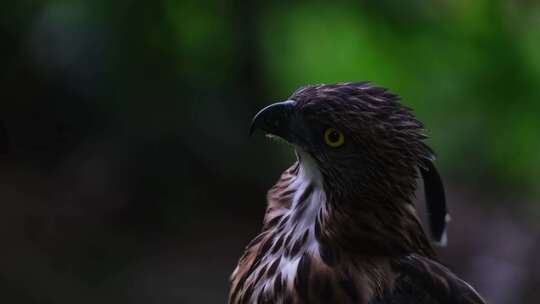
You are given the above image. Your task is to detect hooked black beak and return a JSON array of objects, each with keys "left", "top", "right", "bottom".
[{"left": 250, "top": 100, "right": 296, "bottom": 138}]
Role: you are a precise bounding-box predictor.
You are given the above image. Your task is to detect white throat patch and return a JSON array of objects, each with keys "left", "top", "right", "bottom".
[
  {"left": 265, "top": 151, "right": 326, "bottom": 292},
  {"left": 295, "top": 150, "right": 323, "bottom": 188},
  {"left": 245, "top": 151, "right": 327, "bottom": 302}
]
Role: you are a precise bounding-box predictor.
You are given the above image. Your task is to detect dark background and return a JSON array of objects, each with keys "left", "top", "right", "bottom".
[{"left": 1, "top": 1, "right": 539, "bottom": 303}]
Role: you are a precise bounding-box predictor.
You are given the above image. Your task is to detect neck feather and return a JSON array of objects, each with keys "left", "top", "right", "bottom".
[{"left": 266, "top": 153, "right": 435, "bottom": 259}]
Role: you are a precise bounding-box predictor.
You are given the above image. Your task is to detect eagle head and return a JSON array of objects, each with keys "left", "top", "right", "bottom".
[{"left": 250, "top": 82, "right": 448, "bottom": 246}]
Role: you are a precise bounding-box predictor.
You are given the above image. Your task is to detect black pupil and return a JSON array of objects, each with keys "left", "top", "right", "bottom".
[{"left": 328, "top": 130, "right": 340, "bottom": 143}]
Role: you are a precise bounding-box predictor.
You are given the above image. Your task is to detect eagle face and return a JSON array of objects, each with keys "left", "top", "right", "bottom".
[
  {"left": 230, "top": 82, "right": 484, "bottom": 304},
  {"left": 251, "top": 82, "right": 433, "bottom": 201}
]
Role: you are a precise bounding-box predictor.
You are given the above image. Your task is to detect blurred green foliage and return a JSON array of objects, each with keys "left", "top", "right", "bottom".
[{"left": 2, "top": 0, "right": 540, "bottom": 192}]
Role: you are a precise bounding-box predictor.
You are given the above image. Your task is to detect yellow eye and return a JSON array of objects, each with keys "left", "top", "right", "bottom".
[{"left": 323, "top": 128, "right": 345, "bottom": 148}]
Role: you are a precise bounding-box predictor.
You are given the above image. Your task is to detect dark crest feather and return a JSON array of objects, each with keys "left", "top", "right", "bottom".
[{"left": 420, "top": 161, "right": 448, "bottom": 245}]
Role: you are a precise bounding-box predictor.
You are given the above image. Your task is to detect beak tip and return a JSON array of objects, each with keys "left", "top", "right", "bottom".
[{"left": 248, "top": 100, "right": 295, "bottom": 138}]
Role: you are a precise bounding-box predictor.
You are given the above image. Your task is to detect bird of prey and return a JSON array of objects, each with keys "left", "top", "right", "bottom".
[{"left": 229, "top": 82, "right": 485, "bottom": 304}]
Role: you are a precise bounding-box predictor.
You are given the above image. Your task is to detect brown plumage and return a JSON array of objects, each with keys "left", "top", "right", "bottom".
[{"left": 229, "top": 82, "right": 485, "bottom": 304}]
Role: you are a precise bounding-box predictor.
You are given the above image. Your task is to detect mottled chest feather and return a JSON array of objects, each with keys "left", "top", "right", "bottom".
[{"left": 229, "top": 160, "right": 393, "bottom": 304}]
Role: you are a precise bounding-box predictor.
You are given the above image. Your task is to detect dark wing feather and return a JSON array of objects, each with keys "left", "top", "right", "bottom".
[{"left": 372, "top": 254, "right": 486, "bottom": 304}]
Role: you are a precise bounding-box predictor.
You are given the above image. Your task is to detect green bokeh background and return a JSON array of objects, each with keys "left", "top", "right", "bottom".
[{"left": 1, "top": 1, "right": 539, "bottom": 303}]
